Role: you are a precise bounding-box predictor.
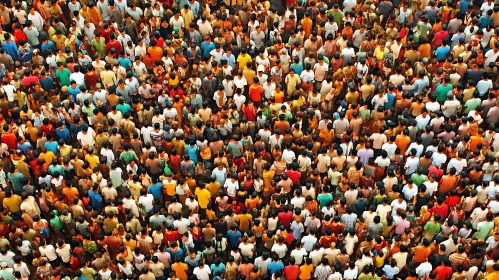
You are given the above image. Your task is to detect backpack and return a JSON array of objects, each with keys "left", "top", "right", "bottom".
[{"left": 383, "top": 53, "right": 394, "bottom": 67}]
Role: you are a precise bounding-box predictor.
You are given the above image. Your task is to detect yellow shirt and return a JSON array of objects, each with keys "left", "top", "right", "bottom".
[
  {"left": 375, "top": 254, "right": 386, "bottom": 268},
  {"left": 194, "top": 188, "right": 211, "bottom": 209},
  {"left": 299, "top": 264, "right": 314, "bottom": 280},
  {"left": 237, "top": 54, "right": 252, "bottom": 71},
  {"left": 373, "top": 46, "right": 389, "bottom": 60},
  {"left": 85, "top": 154, "right": 99, "bottom": 169},
  {"left": 236, "top": 213, "right": 252, "bottom": 231},
  {"left": 40, "top": 151, "right": 55, "bottom": 164},
  {"left": 164, "top": 180, "right": 177, "bottom": 197},
  {"left": 3, "top": 195, "right": 21, "bottom": 213},
  {"left": 206, "top": 209, "right": 216, "bottom": 220}
]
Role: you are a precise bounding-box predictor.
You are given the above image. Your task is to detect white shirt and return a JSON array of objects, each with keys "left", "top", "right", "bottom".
[
  {"left": 39, "top": 245, "right": 57, "bottom": 261},
  {"left": 239, "top": 242, "right": 255, "bottom": 258},
  {"left": 70, "top": 72, "right": 85, "bottom": 87},
  {"left": 390, "top": 200, "right": 407, "bottom": 216},
  {"left": 123, "top": 197, "right": 140, "bottom": 217},
  {"left": 138, "top": 194, "right": 154, "bottom": 212},
  {"left": 291, "top": 196, "right": 306, "bottom": 209},
  {"left": 382, "top": 142, "right": 397, "bottom": 159},
  {"left": 193, "top": 266, "right": 211, "bottom": 280},
  {"left": 405, "top": 156, "right": 420, "bottom": 174},
  {"left": 432, "top": 152, "right": 447, "bottom": 168},
  {"left": 56, "top": 244, "right": 71, "bottom": 263},
  {"left": 282, "top": 149, "right": 296, "bottom": 164},
  {"left": 224, "top": 180, "right": 239, "bottom": 197},
  {"left": 271, "top": 243, "right": 288, "bottom": 258},
  {"left": 424, "top": 181, "right": 438, "bottom": 196},
  {"left": 290, "top": 248, "right": 308, "bottom": 265},
  {"left": 301, "top": 235, "right": 317, "bottom": 252},
  {"left": 447, "top": 158, "right": 467, "bottom": 173},
  {"left": 416, "top": 262, "right": 432, "bottom": 278}
]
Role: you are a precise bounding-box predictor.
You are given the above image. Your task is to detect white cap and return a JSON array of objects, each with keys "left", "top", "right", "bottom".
[
  {"left": 0, "top": 261, "right": 7, "bottom": 268},
  {"left": 257, "top": 65, "right": 265, "bottom": 72}
]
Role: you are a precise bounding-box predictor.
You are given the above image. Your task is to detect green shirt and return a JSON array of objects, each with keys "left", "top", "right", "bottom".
[
  {"left": 120, "top": 151, "right": 138, "bottom": 164},
  {"left": 82, "top": 104, "right": 96, "bottom": 118},
  {"left": 436, "top": 83, "right": 453, "bottom": 102},
  {"left": 476, "top": 221, "right": 494, "bottom": 240},
  {"left": 359, "top": 107, "right": 371, "bottom": 120},
  {"left": 464, "top": 98, "right": 481, "bottom": 114},
  {"left": 81, "top": 267, "right": 97, "bottom": 279},
  {"left": 317, "top": 193, "right": 333, "bottom": 208},
  {"left": 424, "top": 221, "right": 441, "bottom": 235},
  {"left": 91, "top": 37, "right": 106, "bottom": 57},
  {"left": 55, "top": 68, "right": 71, "bottom": 87},
  {"left": 411, "top": 174, "right": 428, "bottom": 187},
  {"left": 50, "top": 216, "right": 64, "bottom": 232}
]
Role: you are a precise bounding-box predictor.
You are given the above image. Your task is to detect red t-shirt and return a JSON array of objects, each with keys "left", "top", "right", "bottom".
[
  {"left": 164, "top": 231, "right": 182, "bottom": 244},
  {"left": 444, "top": 195, "right": 460, "bottom": 207},
  {"left": 278, "top": 211, "right": 293, "bottom": 227},
  {"left": 243, "top": 106, "right": 257, "bottom": 122},
  {"left": 429, "top": 204, "right": 449, "bottom": 218},
  {"left": 285, "top": 170, "right": 302, "bottom": 185},
  {"left": 283, "top": 265, "right": 299, "bottom": 280},
  {"left": 433, "top": 265, "right": 452, "bottom": 280},
  {"left": 1, "top": 134, "right": 16, "bottom": 149}
]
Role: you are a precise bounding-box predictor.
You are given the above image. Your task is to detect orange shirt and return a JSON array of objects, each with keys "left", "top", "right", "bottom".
[
  {"left": 62, "top": 187, "right": 79, "bottom": 203},
  {"left": 249, "top": 85, "right": 263, "bottom": 102},
  {"left": 301, "top": 18, "right": 313, "bottom": 38},
  {"left": 418, "top": 44, "right": 431, "bottom": 59},
  {"left": 274, "top": 91, "right": 284, "bottom": 103},
  {"left": 469, "top": 135, "right": 482, "bottom": 151},
  {"left": 413, "top": 245, "right": 431, "bottom": 263},
  {"left": 395, "top": 135, "right": 411, "bottom": 155},
  {"left": 172, "top": 262, "right": 188, "bottom": 280},
  {"left": 439, "top": 175, "right": 457, "bottom": 194},
  {"left": 147, "top": 46, "right": 163, "bottom": 62},
  {"left": 342, "top": 27, "right": 353, "bottom": 41}
]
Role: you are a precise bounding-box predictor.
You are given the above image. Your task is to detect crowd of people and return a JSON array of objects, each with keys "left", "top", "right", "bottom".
[{"left": 0, "top": 0, "right": 498, "bottom": 279}]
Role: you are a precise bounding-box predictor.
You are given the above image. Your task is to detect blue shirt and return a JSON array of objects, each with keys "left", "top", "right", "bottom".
[
  {"left": 17, "top": 142, "right": 32, "bottom": 155},
  {"left": 166, "top": 248, "right": 185, "bottom": 261},
  {"left": 385, "top": 92, "right": 396, "bottom": 109},
  {"left": 201, "top": 41, "right": 215, "bottom": 59},
  {"left": 40, "top": 76, "right": 56, "bottom": 92},
  {"left": 451, "top": 33, "right": 465, "bottom": 48},
  {"left": 41, "top": 41, "right": 55, "bottom": 55},
  {"left": 459, "top": 0, "right": 471, "bottom": 14},
  {"left": 222, "top": 54, "right": 236, "bottom": 69},
  {"left": 227, "top": 230, "right": 241, "bottom": 246},
  {"left": 56, "top": 128, "right": 71, "bottom": 142},
  {"left": 88, "top": 190, "right": 103, "bottom": 210},
  {"left": 67, "top": 86, "right": 81, "bottom": 101},
  {"left": 479, "top": 16, "right": 493, "bottom": 29},
  {"left": 290, "top": 63, "right": 303, "bottom": 75},
  {"left": 185, "top": 145, "right": 199, "bottom": 164},
  {"left": 435, "top": 45, "right": 450, "bottom": 61},
  {"left": 118, "top": 57, "right": 132, "bottom": 71},
  {"left": 210, "top": 263, "right": 226, "bottom": 276},
  {"left": 45, "top": 141, "right": 59, "bottom": 155},
  {"left": 70, "top": 123, "right": 83, "bottom": 135},
  {"left": 267, "top": 261, "right": 284, "bottom": 275},
  {"left": 2, "top": 41, "right": 18, "bottom": 61},
  {"left": 382, "top": 265, "right": 399, "bottom": 279},
  {"left": 148, "top": 182, "right": 162, "bottom": 200},
  {"left": 116, "top": 104, "right": 133, "bottom": 115}
]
